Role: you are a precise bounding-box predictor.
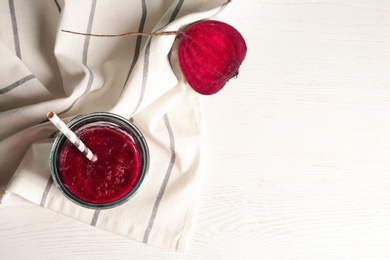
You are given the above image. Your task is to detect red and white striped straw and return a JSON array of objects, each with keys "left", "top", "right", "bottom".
[{"left": 47, "top": 111, "right": 97, "bottom": 162}]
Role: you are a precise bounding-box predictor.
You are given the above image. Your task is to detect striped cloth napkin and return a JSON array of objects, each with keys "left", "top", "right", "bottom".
[{"left": 0, "top": 0, "right": 233, "bottom": 251}]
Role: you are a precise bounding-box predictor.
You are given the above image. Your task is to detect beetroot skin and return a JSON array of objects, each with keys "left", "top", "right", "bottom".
[{"left": 178, "top": 20, "right": 247, "bottom": 95}]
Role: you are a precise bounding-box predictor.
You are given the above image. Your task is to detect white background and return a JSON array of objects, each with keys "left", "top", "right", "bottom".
[{"left": 2, "top": 0, "right": 390, "bottom": 259}]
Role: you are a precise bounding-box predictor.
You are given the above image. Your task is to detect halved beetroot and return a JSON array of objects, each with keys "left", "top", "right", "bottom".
[{"left": 178, "top": 20, "right": 247, "bottom": 95}]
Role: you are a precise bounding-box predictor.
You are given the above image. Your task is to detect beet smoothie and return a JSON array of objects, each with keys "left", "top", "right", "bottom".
[{"left": 50, "top": 113, "right": 149, "bottom": 209}]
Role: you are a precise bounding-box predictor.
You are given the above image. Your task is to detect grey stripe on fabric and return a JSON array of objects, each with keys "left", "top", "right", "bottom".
[
  {"left": 81, "top": 0, "right": 96, "bottom": 93},
  {"left": 0, "top": 74, "right": 35, "bottom": 94},
  {"left": 142, "top": 0, "right": 184, "bottom": 243},
  {"left": 215, "top": 0, "right": 232, "bottom": 15},
  {"left": 129, "top": 0, "right": 184, "bottom": 116},
  {"left": 58, "top": 0, "right": 97, "bottom": 116},
  {"left": 123, "top": 0, "right": 147, "bottom": 87},
  {"left": 91, "top": 209, "right": 100, "bottom": 226},
  {"left": 82, "top": 0, "right": 96, "bottom": 67},
  {"left": 142, "top": 0, "right": 233, "bottom": 243},
  {"left": 129, "top": 39, "right": 151, "bottom": 116},
  {"left": 40, "top": 177, "right": 53, "bottom": 207},
  {"left": 168, "top": 0, "right": 184, "bottom": 24},
  {"left": 54, "top": 0, "right": 61, "bottom": 13},
  {"left": 8, "top": 0, "right": 21, "bottom": 59},
  {"left": 38, "top": 130, "right": 62, "bottom": 206},
  {"left": 143, "top": 113, "right": 176, "bottom": 243},
  {"left": 49, "top": 131, "right": 58, "bottom": 138},
  {"left": 57, "top": 95, "right": 77, "bottom": 115}
]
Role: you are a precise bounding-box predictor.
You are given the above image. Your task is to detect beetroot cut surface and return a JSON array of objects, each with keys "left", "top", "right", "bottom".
[{"left": 178, "top": 20, "right": 247, "bottom": 95}]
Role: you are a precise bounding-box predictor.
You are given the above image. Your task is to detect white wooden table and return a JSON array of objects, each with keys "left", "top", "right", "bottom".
[{"left": 2, "top": 1, "right": 390, "bottom": 259}]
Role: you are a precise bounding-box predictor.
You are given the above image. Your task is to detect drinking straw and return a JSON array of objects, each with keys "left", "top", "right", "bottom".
[{"left": 47, "top": 111, "right": 97, "bottom": 162}]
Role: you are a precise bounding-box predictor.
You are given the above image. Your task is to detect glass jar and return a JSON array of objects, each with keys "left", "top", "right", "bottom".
[{"left": 49, "top": 112, "right": 149, "bottom": 209}]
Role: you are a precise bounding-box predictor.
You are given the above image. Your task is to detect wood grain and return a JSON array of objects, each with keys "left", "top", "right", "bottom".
[{"left": 2, "top": 0, "right": 390, "bottom": 259}]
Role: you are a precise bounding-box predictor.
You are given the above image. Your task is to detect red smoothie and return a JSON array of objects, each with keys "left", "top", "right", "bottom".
[{"left": 57, "top": 125, "right": 143, "bottom": 204}]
